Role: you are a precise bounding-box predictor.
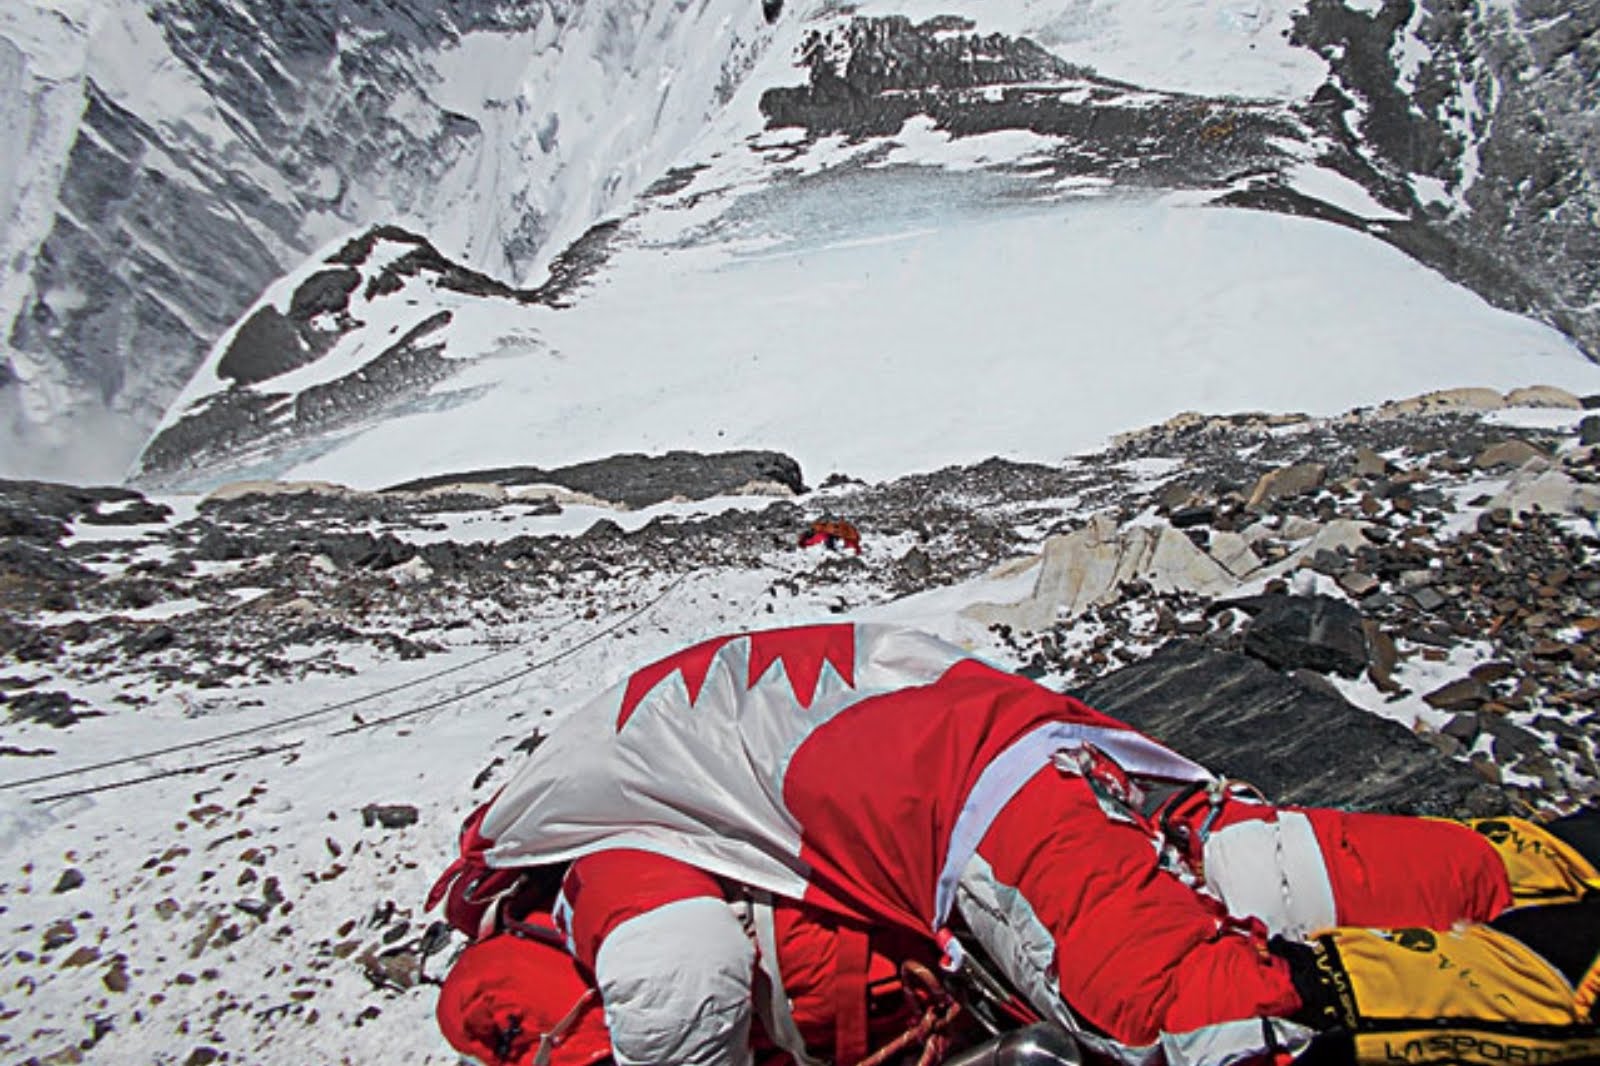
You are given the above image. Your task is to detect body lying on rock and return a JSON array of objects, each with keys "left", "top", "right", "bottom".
[{"left": 428, "top": 624, "right": 1600, "bottom": 1064}]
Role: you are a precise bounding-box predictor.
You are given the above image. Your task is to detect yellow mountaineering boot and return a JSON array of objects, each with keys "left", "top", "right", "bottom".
[
  {"left": 1282, "top": 898, "right": 1600, "bottom": 1065},
  {"left": 1466, "top": 816, "right": 1600, "bottom": 906}
]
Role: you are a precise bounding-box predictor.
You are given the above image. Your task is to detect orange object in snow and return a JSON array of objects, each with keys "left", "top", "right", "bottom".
[{"left": 799, "top": 518, "right": 862, "bottom": 554}]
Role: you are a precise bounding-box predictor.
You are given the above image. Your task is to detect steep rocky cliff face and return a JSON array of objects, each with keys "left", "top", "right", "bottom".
[
  {"left": 133, "top": 223, "right": 620, "bottom": 483},
  {"left": 759, "top": 3, "right": 1600, "bottom": 359},
  {"left": 1287, "top": 0, "right": 1600, "bottom": 366},
  {"left": 0, "top": 0, "right": 773, "bottom": 479},
  {"left": 1, "top": 2, "right": 528, "bottom": 477}
]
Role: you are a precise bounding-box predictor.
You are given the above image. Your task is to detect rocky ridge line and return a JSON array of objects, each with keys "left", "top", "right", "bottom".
[{"left": 758, "top": 12, "right": 1600, "bottom": 360}]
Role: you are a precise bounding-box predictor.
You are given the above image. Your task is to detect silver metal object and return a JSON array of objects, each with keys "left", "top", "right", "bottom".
[{"left": 939, "top": 1023, "right": 1084, "bottom": 1066}]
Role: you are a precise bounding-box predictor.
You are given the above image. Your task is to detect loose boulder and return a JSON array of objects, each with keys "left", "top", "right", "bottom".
[
  {"left": 1235, "top": 593, "right": 1370, "bottom": 678},
  {"left": 963, "top": 513, "right": 1238, "bottom": 631}
]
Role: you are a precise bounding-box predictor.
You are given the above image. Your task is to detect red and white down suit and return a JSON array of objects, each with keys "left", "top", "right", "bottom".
[
  {"left": 480, "top": 624, "right": 1513, "bottom": 1066},
  {"left": 552, "top": 847, "right": 939, "bottom": 1066}
]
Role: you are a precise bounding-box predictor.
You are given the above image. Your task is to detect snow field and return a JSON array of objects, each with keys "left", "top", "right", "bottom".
[{"left": 286, "top": 190, "right": 1600, "bottom": 491}]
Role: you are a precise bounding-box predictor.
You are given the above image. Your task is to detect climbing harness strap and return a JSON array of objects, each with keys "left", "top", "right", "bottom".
[
  {"left": 747, "top": 892, "right": 828, "bottom": 1066},
  {"left": 530, "top": 988, "right": 600, "bottom": 1066},
  {"left": 835, "top": 923, "right": 873, "bottom": 1065}
]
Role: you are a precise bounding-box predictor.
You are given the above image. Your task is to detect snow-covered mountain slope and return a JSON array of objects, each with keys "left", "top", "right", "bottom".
[
  {"left": 6, "top": 0, "right": 1600, "bottom": 485},
  {"left": 145, "top": 183, "right": 1600, "bottom": 491},
  {"left": 135, "top": 226, "right": 565, "bottom": 483},
  {"left": 0, "top": 0, "right": 779, "bottom": 482},
  {"left": 119, "top": 1, "right": 1600, "bottom": 491}
]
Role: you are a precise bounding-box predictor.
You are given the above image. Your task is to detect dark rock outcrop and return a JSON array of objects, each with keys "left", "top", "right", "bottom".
[
  {"left": 385, "top": 449, "right": 807, "bottom": 508},
  {"left": 1079, "top": 641, "right": 1506, "bottom": 817},
  {"left": 7, "top": 689, "right": 97, "bottom": 728},
  {"left": 761, "top": 16, "right": 1303, "bottom": 192},
  {"left": 1234, "top": 593, "right": 1370, "bottom": 678},
  {"left": 217, "top": 306, "right": 317, "bottom": 388},
  {"left": 0, "top": 480, "right": 157, "bottom": 529},
  {"left": 1288, "top": 0, "right": 1600, "bottom": 359}
]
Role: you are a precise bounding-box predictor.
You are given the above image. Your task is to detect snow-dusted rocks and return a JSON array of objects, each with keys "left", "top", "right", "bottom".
[
  {"left": 1487, "top": 459, "right": 1600, "bottom": 519},
  {"left": 760, "top": 14, "right": 1306, "bottom": 190},
  {"left": 135, "top": 227, "right": 556, "bottom": 482},
  {"left": 988, "top": 399, "right": 1600, "bottom": 805}
]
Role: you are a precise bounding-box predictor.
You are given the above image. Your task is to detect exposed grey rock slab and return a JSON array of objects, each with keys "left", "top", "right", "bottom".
[
  {"left": 1234, "top": 593, "right": 1370, "bottom": 679},
  {"left": 383, "top": 449, "right": 807, "bottom": 509},
  {"left": 1078, "top": 641, "right": 1508, "bottom": 817}
]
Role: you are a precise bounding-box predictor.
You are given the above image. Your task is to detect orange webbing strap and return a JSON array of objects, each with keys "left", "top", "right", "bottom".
[
  {"left": 835, "top": 924, "right": 871, "bottom": 1066},
  {"left": 1578, "top": 959, "right": 1600, "bottom": 1022}
]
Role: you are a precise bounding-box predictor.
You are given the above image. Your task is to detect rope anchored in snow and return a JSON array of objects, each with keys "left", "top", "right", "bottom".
[
  {"left": 331, "top": 575, "right": 690, "bottom": 736},
  {"left": 3, "top": 639, "right": 527, "bottom": 794},
  {"left": 27, "top": 743, "right": 306, "bottom": 805},
  {"left": 16, "top": 575, "right": 689, "bottom": 804}
]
